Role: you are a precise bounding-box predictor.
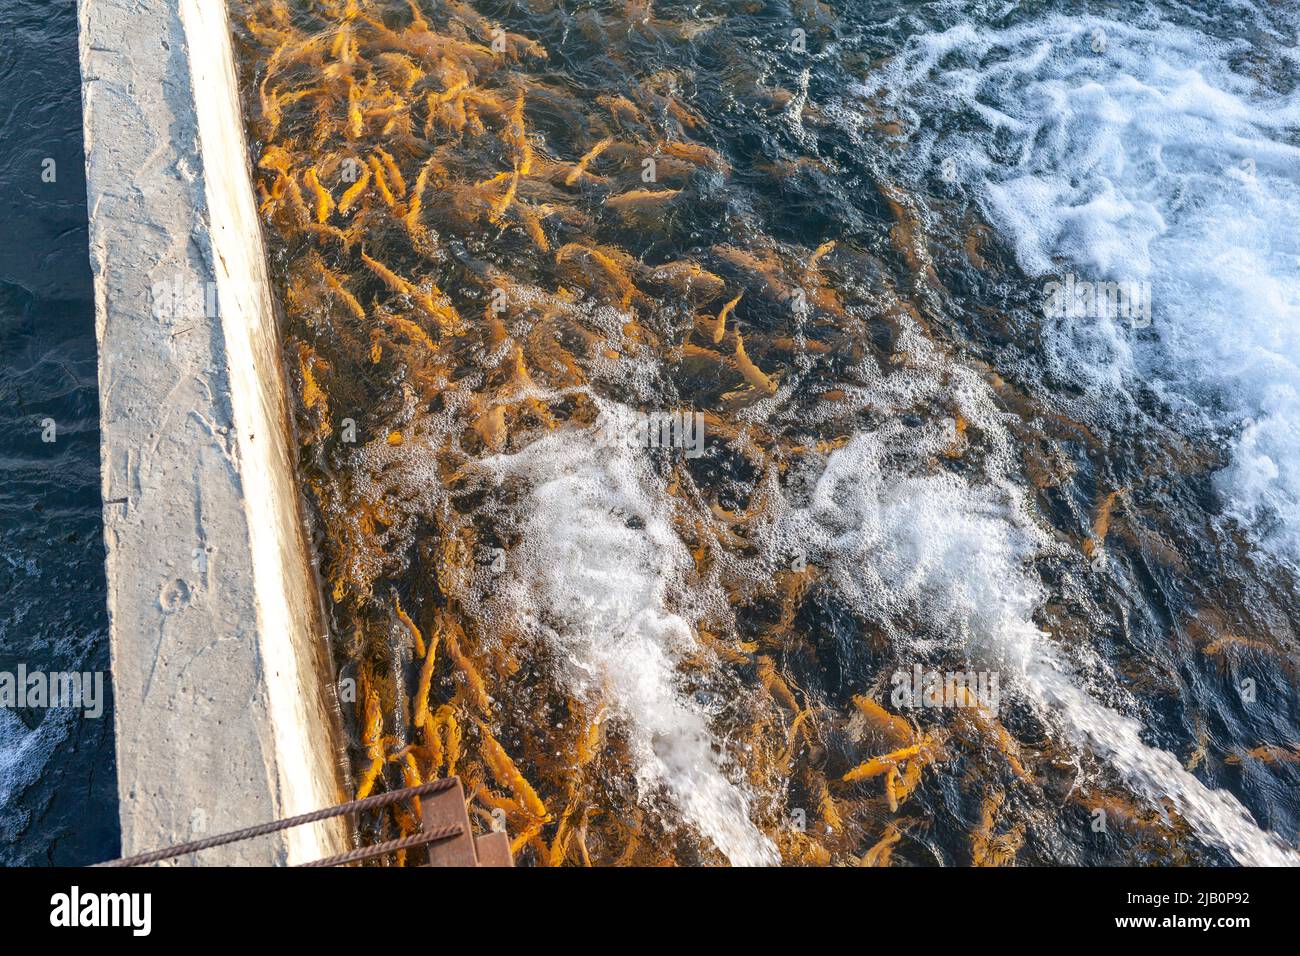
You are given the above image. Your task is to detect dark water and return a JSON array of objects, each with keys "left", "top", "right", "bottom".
[{"left": 0, "top": 0, "right": 118, "bottom": 865}]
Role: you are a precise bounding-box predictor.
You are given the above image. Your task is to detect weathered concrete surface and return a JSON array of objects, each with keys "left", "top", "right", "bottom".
[{"left": 79, "top": 0, "right": 350, "bottom": 863}]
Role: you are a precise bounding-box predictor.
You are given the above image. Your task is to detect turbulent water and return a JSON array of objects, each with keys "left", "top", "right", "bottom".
[
  {"left": 231, "top": 0, "right": 1300, "bottom": 866},
  {"left": 857, "top": 3, "right": 1300, "bottom": 568},
  {"left": 0, "top": 0, "right": 118, "bottom": 864}
]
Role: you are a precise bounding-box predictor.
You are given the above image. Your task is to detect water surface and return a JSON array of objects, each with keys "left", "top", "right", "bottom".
[
  {"left": 229, "top": 0, "right": 1299, "bottom": 865},
  {"left": 0, "top": 0, "right": 119, "bottom": 866}
]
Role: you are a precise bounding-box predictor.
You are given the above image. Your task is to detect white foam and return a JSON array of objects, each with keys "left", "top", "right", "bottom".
[
  {"left": 1032, "top": 665, "right": 1298, "bottom": 866},
  {"left": 782, "top": 431, "right": 1048, "bottom": 670},
  {"left": 855, "top": 12, "right": 1300, "bottom": 565},
  {"left": 477, "top": 416, "right": 780, "bottom": 866},
  {"left": 0, "top": 709, "right": 71, "bottom": 852}
]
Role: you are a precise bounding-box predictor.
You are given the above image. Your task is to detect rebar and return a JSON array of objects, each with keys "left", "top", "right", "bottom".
[
  {"left": 296, "top": 824, "right": 463, "bottom": 867},
  {"left": 95, "top": 778, "right": 459, "bottom": 867}
]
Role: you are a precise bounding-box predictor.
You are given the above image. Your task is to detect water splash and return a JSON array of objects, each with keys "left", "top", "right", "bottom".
[
  {"left": 856, "top": 11, "right": 1300, "bottom": 565},
  {"left": 786, "top": 424, "right": 1297, "bottom": 866},
  {"left": 481, "top": 419, "right": 780, "bottom": 866}
]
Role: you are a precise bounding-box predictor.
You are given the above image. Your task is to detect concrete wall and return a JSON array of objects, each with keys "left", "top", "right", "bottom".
[{"left": 79, "top": 0, "right": 350, "bottom": 864}]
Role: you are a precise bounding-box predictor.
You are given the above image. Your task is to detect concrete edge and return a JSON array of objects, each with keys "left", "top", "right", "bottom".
[{"left": 79, "top": 0, "right": 350, "bottom": 863}]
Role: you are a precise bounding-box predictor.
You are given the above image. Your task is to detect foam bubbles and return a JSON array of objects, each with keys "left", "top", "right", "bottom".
[
  {"left": 477, "top": 415, "right": 780, "bottom": 866},
  {"left": 1034, "top": 667, "right": 1298, "bottom": 866},
  {"left": 0, "top": 709, "right": 71, "bottom": 857},
  {"left": 786, "top": 431, "right": 1048, "bottom": 673},
  {"left": 856, "top": 12, "right": 1300, "bottom": 566}
]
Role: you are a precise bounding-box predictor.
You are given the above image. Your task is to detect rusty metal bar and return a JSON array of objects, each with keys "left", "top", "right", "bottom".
[
  {"left": 473, "top": 831, "right": 515, "bottom": 867},
  {"left": 416, "top": 778, "right": 514, "bottom": 867},
  {"left": 422, "top": 777, "right": 479, "bottom": 866},
  {"left": 298, "top": 824, "right": 464, "bottom": 867}
]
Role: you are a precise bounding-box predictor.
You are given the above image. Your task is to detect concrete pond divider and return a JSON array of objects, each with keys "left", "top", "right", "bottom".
[{"left": 78, "top": 0, "right": 351, "bottom": 864}]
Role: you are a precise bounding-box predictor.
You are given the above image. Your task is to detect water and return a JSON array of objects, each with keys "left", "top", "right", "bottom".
[
  {"left": 229, "top": 0, "right": 1300, "bottom": 865},
  {"left": 483, "top": 420, "right": 780, "bottom": 865},
  {"left": 855, "top": 3, "right": 1300, "bottom": 567},
  {"left": 0, "top": 0, "right": 118, "bottom": 865},
  {"left": 838, "top": 0, "right": 1300, "bottom": 865}
]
